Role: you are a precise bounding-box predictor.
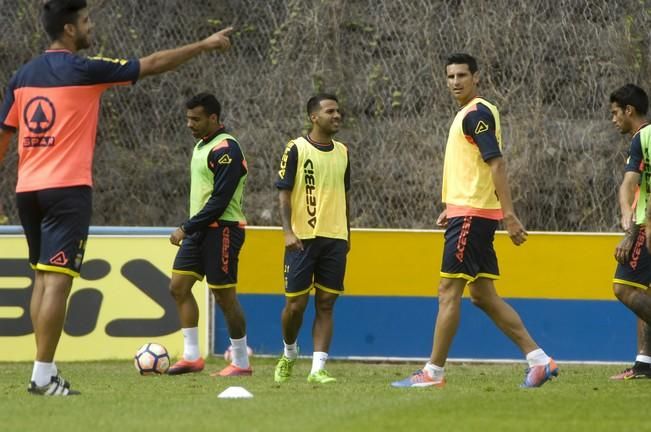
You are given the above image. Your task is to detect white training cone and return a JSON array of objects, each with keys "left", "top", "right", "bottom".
[{"left": 217, "top": 386, "right": 253, "bottom": 399}]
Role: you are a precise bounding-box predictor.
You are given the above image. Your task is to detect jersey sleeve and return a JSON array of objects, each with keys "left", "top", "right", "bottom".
[
  {"left": 625, "top": 133, "right": 644, "bottom": 173},
  {"left": 83, "top": 56, "right": 140, "bottom": 86},
  {"left": 181, "top": 140, "right": 245, "bottom": 234},
  {"left": 0, "top": 77, "right": 18, "bottom": 131},
  {"left": 462, "top": 103, "right": 502, "bottom": 162},
  {"left": 275, "top": 142, "right": 298, "bottom": 190}
]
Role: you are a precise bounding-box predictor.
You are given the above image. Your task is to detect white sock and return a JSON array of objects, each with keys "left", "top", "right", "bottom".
[
  {"left": 51, "top": 362, "right": 58, "bottom": 377},
  {"left": 283, "top": 341, "right": 298, "bottom": 360},
  {"left": 424, "top": 362, "right": 445, "bottom": 379},
  {"left": 31, "top": 361, "right": 53, "bottom": 387},
  {"left": 526, "top": 348, "right": 551, "bottom": 367},
  {"left": 230, "top": 336, "right": 250, "bottom": 369},
  {"left": 182, "top": 327, "right": 200, "bottom": 361},
  {"left": 310, "top": 351, "right": 328, "bottom": 374},
  {"left": 636, "top": 354, "right": 651, "bottom": 364}
]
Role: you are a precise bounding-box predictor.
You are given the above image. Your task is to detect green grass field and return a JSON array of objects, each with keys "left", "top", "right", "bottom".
[{"left": 1, "top": 358, "right": 647, "bottom": 432}]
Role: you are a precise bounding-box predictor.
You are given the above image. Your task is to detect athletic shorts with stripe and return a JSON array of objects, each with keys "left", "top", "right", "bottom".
[
  {"left": 613, "top": 226, "right": 651, "bottom": 290},
  {"left": 284, "top": 237, "right": 348, "bottom": 297},
  {"left": 16, "top": 185, "right": 92, "bottom": 278},
  {"left": 440, "top": 215, "right": 500, "bottom": 282},
  {"left": 172, "top": 225, "right": 244, "bottom": 289}
]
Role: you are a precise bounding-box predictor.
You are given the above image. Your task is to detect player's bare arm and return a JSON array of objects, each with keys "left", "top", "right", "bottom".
[
  {"left": 645, "top": 193, "right": 651, "bottom": 252},
  {"left": 279, "top": 189, "right": 303, "bottom": 251},
  {"left": 619, "top": 171, "right": 640, "bottom": 232},
  {"left": 487, "top": 156, "right": 527, "bottom": 246},
  {"left": 345, "top": 191, "right": 351, "bottom": 252},
  {"left": 139, "top": 27, "right": 233, "bottom": 78},
  {"left": 0, "top": 129, "right": 14, "bottom": 163},
  {"left": 0, "top": 130, "right": 9, "bottom": 224}
]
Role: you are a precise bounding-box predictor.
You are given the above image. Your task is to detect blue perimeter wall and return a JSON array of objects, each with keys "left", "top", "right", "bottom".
[{"left": 214, "top": 296, "right": 635, "bottom": 362}]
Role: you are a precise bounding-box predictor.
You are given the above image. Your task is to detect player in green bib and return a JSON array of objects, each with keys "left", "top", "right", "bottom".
[
  {"left": 273, "top": 94, "right": 351, "bottom": 384},
  {"left": 609, "top": 84, "right": 651, "bottom": 380},
  {"left": 167, "top": 93, "right": 252, "bottom": 377}
]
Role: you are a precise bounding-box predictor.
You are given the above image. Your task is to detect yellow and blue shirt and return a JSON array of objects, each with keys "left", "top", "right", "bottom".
[
  {"left": 275, "top": 136, "right": 350, "bottom": 240},
  {"left": 442, "top": 97, "right": 504, "bottom": 220}
]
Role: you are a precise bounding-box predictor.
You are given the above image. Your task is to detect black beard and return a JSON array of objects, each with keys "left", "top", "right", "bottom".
[{"left": 76, "top": 36, "right": 90, "bottom": 50}]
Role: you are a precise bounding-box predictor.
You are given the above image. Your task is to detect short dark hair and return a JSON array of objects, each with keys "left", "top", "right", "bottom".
[
  {"left": 185, "top": 93, "right": 221, "bottom": 119},
  {"left": 445, "top": 53, "right": 478, "bottom": 74},
  {"left": 610, "top": 84, "right": 649, "bottom": 115},
  {"left": 307, "top": 93, "right": 338, "bottom": 116},
  {"left": 42, "top": 0, "right": 87, "bottom": 41}
]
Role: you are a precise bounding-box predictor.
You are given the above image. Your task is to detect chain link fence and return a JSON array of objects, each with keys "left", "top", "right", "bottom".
[{"left": 1, "top": 0, "right": 649, "bottom": 231}]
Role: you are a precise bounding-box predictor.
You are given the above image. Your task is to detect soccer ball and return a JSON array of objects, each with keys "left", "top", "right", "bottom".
[
  {"left": 134, "top": 343, "right": 170, "bottom": 375},
  {"left": 223, "top": 345, "right": 253, "bottom": 362}
]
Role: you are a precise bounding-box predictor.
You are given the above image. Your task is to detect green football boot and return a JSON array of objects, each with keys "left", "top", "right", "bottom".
[
  {"left": 307, "top": 369, "right": 336, "bottom": 384},
  {"left": 274, "top": 355, "right": 297, "bottom": 383}
]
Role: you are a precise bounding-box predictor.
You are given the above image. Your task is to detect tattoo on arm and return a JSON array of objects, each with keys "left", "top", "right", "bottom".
[{"left": 627, "top": 224, "right": 641, "bottom": 241}]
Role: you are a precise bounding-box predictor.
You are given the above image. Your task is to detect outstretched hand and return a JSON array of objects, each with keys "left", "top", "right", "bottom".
[{"left": 202, "top": 27, "right": 234, "bottom": 52}]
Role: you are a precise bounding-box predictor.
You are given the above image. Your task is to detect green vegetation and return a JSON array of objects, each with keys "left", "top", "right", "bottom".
[{"left": 2, "top": 1, "right": 649, "bottom": 231}]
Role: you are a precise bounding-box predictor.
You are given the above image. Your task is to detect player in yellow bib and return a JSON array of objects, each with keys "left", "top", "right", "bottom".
[
  {"left": 273, "top": 94, "right": 350, "bottom": 384},
  {"left": 393, "top": 53, "right": 557, "bottom": 389}
]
